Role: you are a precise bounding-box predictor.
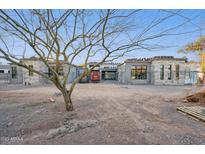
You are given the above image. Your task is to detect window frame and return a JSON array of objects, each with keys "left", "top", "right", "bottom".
[
  {"left": 160, "top": 65, "right": 164, "bottom": 80},
  {"left": 168, "top": 65, "right": 172, "bottom": 80},
  {"left": 11, "top": 67, "right": 17, "bottom": 79},
  {"left": 131, "top": 65, "right": 147, "bottom": 80},
  {"left": 175, "top": 64, "right": 180, "bottom": 80},
  {"left": 28, "top": 65, "right": 34, "bottom": 76}
]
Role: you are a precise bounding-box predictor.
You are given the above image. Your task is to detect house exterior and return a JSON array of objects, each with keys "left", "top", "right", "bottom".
[
  {"left": 7, "top": 56, "right": 203, "bottom": 86},
  {"left": 9, "top": 57, "right": 80, "bottom": 85},
  {"left": 118, "top": 56, "right": 186, "bottom": 85}
]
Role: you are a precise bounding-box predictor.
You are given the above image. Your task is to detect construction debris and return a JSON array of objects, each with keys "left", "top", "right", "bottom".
[
  {"left": 7, "top": 122, "right": 13, "bottom": 127},
  {"left": 53, "top": 92, "right": 62, "bottom": 97},
  {"left": 48, "top": 97, "right": 55, "bottom": 103},
  {"left": 176, "top": 106, "right": 205, "bottom": 122},
  {"left": 47, "top": 119, "right": 99, "bottom": 139}
]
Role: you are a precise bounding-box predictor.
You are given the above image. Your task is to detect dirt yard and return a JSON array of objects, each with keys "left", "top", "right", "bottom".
[{"left": 0, "top": 83, "right": 205, "bottom": 144}]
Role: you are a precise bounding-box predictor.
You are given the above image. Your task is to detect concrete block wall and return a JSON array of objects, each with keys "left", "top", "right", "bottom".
[
  {"left": 10, "top": 65, "right": 23, "bottom": 84},
  {"left": 22, "top": 60, "right": 46, "bottom": 86},
  {"left": 151, "top": 60, "right": 185, "bottom": 85},
  {"left": 118, "top": 62, "right": 151, "bottom": 85}
]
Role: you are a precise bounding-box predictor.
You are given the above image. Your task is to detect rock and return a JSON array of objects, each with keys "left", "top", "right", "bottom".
[
  {"left": 54, "top": 92, "right": 62, "bottom": 97},
  {"left": 48, "top": 97, "right": 55, "bottom": 103},
  {"left": 7, "top": 122, "right": 13, "bottom": 127},
  {"left": 164, "top": 98, "right": 174, "bottom": 103},
  {"left": 47, "top": 119, "right": 99, "bottom": 139},
  {"left": 183, "top": 99, "right": 189, "bottom": 103}
]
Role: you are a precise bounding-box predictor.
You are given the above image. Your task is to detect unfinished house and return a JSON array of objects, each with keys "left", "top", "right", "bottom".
[
  {"left": 10, "top": 57, "right": 79, "bottom": 85},
  {"left": 118, "top": 56, "right": 186, "bottom": 85}
]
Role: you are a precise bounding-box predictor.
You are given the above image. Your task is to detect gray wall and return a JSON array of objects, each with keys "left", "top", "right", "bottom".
[
  {"left": 151, "top": 60, "right": 185, "bottom": 85},
  {"left": 10, "top": 65, "right": 23, "bottom": 84},
  {"left": 9, "top": 61, "right": 79, "bottom": 85},
  {"left": 118, "top": 62, "right": 151, "bottom": 84},
  {"left": 118, "top": 59, "right": 186, "bottom": 85}
]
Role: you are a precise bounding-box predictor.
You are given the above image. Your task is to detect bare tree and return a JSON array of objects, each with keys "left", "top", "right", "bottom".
[{"left": 0, "top": 9, "right": 201, "bottom": 111}]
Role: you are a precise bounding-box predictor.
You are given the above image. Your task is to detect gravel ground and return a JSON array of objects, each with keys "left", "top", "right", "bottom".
[{"left": 0, "top": 83, "right": 205, "bottom": 145}]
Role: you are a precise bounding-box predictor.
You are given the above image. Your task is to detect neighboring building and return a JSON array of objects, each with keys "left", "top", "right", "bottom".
[
  {"left": 100, "top": 63, "right": 119, "bottom": 80},
  {"left": 88, "top": 62, "right": 101, "bottom": 82},
  {"left": 78, "top": 66, "right": 90, "bottom": 83},
  {"left": 88, "top": 62, "right": 119, "bottom": 81},
  {"left": 118, "top": 56, "right": 186, "bottom": 85},
  {"left": 9, "top": 57, "right": 80, "bottom": 85}
]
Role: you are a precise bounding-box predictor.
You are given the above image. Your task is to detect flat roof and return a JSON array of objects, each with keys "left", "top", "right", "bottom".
[{"left": 125, "top": 56, "right": 186, "bottom": 63}]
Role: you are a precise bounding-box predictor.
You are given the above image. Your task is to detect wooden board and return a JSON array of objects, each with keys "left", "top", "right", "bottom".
[{"left": 176, "top": 106, "right": 205, "bottom": 122}]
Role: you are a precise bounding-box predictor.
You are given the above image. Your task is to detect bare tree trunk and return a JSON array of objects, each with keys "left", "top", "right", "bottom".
[{"left": 61, "top": 88, "right": 74, "bottom": 111}]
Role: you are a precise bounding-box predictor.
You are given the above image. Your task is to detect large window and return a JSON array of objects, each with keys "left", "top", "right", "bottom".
[
  {"left": 175, "top": 64, "right": 180, "bottom": 80},
  {"left": 168, "top": 65, "right": 172, "bottom": 80},
  {"left": 0, "top": 70, "right": 4, "bottom": 73},
  {"left": 160, "top": 65, "right": 164, "bottom": 80},
  {"left": 28, "top": 65, "right": 34, "bottom": 76},
  {"left": 131, "top": 65, "right": 147, "bottom": 80},
  {"left": 11, "top": 67, "right": 17, "bottom": 79}
]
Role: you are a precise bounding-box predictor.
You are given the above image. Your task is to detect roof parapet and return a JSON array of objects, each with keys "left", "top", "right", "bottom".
[{"left": 125, "top": 56, "right": 186, "bottom": 63}]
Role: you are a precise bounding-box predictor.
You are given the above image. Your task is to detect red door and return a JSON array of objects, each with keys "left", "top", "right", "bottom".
[{"left": 91, "top": 71, "right": 100, "bottom": 81}]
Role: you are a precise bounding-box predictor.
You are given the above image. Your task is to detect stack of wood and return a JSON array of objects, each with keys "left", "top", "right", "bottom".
[{"left": 177, "top": 106, "right": 205, "bottom": 122}]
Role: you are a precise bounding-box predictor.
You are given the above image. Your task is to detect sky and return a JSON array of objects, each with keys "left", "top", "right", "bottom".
[
  {"left": 114, "top": 9, "right": 205, "bottom": 63},
  {"left": 1, "top": 9, "right": 205, "bottom": 65}
]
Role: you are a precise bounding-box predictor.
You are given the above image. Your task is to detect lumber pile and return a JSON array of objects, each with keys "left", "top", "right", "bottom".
[{"left": 176, "top": 106, "right": 205, "bottom": 122}]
